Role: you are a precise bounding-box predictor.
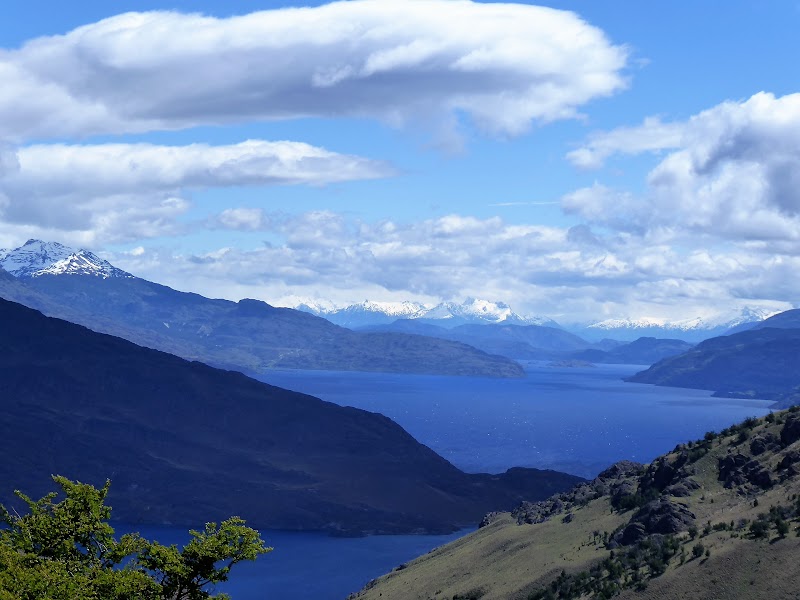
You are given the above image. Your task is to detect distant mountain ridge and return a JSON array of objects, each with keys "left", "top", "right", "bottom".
[
  {"left": 362, "top": 319, "right": 594, "bottom": 360},
  {"left": 296, "top": 297, "right": 559, "bottom": 329},
  {"left": 571, "top": 337, "right": 694, "bottom": 365},
  {"left": 628, "top": 326, "right": 800, "bottom": 407},
  {"left": 294, "top": 296, "right": 780, "bottom": 343},
  {"left": 572, "top": 307, "right": 782, "bottom": 342},
  {"left": 0, "top": 240, "right": 523, "bottom": 378}
]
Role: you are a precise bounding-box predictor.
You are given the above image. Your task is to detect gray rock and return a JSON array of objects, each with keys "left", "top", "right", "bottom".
[
  {"left": 781, "top": 414, "right": 800, "bottom": 447},
  {"left": 750, "top": 432, "right": 781, "bottom": 455},
  {"left": 778, "top": 450, "right": 800, "bottom": 472},
  {"left": 633, "top": 498, "right": 696, "bottom": 536},
  {"left": 719, "top": 454, "right": 774, "bottom": 489}
]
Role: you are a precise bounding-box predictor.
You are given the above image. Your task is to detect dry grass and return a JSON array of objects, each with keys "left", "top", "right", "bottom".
[
  {"left": 352, "top": 411, "right": 800, "bottom": 600},
  {"left": 352, "top": 499, "right": 627, "bottom": 600}
]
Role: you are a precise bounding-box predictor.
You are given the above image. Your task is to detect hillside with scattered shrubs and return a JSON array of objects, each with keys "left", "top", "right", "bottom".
[{"left": 351, "top": 407, "right": 800, "bottom": 600}]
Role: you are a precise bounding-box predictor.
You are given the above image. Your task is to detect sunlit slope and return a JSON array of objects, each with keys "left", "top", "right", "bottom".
[{"left": 351, "top": 410, "right": 800, "bottom": 599}]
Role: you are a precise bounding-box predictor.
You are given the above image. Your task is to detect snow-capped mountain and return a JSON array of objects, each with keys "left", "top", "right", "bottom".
[
  {"left": 297, "top": 297, "right": 558, "bottom": 329},
  {"left": 575, "top": 306, "right": 782, "bottom": 342},
  {"left": 0, "top": 239, "right": 132, "bottom": 279}
]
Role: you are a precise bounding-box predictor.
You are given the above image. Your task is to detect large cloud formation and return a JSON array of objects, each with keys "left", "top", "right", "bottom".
[
  {"left": 564, "top": 92, "right": 800, "bottom": 244},
  {"left": 111, "top": 211, "right": 793, "bottom": 323},
  {"left": 0, "top": 0, "right": 627, "bottom": 141},
  {"left": 0, "top": 141, "right": 391, "bottom": 243}
]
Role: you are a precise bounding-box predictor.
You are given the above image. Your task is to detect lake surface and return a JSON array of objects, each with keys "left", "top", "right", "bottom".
[
  {"left": 260, "top": 362, "right": 773, "bottom": 478},
  {"left": 146, "top": 364, "right": 773, "bottom": 599},
  {"left": 122, "top": 524, "right": 469, "bottom": 600}
]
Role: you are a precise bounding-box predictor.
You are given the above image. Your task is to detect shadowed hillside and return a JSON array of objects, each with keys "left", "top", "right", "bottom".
[
  {"left": 0, "top": 273, "right": 523, "bottom": 378},
  {"left": 627, "top": 327, "right": 800, "bottom": 407},
  {"left": 0, "top": 298, "right": 580, "bottom": 536}
]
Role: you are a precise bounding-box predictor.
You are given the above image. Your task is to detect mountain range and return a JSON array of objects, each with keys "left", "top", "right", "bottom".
[
  {"left": 294, "top": 295, "right": 780, "bottom": 343},
  {"left": 0, "top": 240, "right": 523, "bottom": 378},
  {"left": 0, "top": 296, "right": 582, "bottom": 535},
  {"left": 296, "top": 298, "right": 559, "bottom": 329},
  {"left": 628, "top": 325, "right": 800, "bottom": 408},
  {"left": 569, "top": 307, "right": 782, "bottom": 342}
]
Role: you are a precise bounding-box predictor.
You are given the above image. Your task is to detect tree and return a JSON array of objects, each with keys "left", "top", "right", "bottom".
[
  {"left": 691, "top": 542, "right": 705, "bottom": 559},
  {"left": 0, "top": 476, "right": 271, "bottom": 599}
]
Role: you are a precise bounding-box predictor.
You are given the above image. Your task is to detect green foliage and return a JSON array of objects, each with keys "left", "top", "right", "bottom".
[
  {"left": 527, "top": 535, "right": 681, "bottom": 599},
  {"left": 0, "top": 476, "right": 271, "bottom": 600},
  {"left": 611, "top": 487, "right": 659, "bottom": 512},
  {"left": 691, "top": 543, "right": 704, "bottom": 559},
  {"left": 749, "top": 519, "right": 770, "bottom": 540}
]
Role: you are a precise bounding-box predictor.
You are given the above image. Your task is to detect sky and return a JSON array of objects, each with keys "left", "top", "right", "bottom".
[{"left": 1, "top": 0, "right": 799, "bottom": 323}]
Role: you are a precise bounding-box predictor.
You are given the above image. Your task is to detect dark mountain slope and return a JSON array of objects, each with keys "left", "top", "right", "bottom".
[
  {"left": 750, "top": 308, "right": 800, "bottom": 330},
  {"left": 572, "top": 337, "right": 693, "bottom": 365},
  {"left": 0, "top": 274, "right": 523, "bottom": 378},
  {"left": 0, "top": 298, "right": 579, "bottom": 535},
  {"left": 627, "top": 327, "right": 800, "bottom": 406},
  {"left": 361, "top": 320, "right": 592, "bottom": 359}
]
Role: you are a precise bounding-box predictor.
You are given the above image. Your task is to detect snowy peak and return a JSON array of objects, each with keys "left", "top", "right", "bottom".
[
  {"left": 588, "top": 317, "right": 666, "bottom": 331},
  {"left": 579, "top": 306, "right": 783, "bottom": 342},
  {"left": 295, "top": 297, "right": 558, "bottom": 329},
  {"left": 0, "top": 239, "right": 132, "bottom": 279},
  {"left": 347, "top": 300, "right": 428, "bottom": 318},
  {"left": 588, "top": 307, "right": 781, "bottom": 333}
]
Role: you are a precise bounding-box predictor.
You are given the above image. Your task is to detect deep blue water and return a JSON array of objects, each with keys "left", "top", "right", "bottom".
[
  {"left": 119, "top": 524, "right": 469, "bottom": 600},
  {"left": 136, "top": 364, "right": 772, "bottom": 599},
  {"left": 260, "top": 362, "right": 773, "bottom": 479}
]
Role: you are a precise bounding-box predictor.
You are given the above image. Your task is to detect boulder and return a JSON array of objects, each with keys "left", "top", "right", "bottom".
[
  {"left": 664, "top": 478, "right": 699, "bottom": 497},
  {"left": 750, "top": 432, "right": 781, "bottom": 455},
  {"left": 781, "top": 414, "right": 800, "bottom": 447},
  {"left": 718, "top": 454, "right": 774, "bottom": 489},
  {"left": 617, "top": 522, "right": 647, "bottom": 546},
  {"left": 633, "top": 498, "right": 696, "bottom": 536},
  {"left": 778, "top": 450, "right": 800, "bottom": 472}
]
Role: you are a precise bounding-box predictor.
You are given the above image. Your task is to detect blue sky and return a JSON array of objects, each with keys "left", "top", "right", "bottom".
[{"left": 1, "top": 1, "right": 799, "bottom": 322}]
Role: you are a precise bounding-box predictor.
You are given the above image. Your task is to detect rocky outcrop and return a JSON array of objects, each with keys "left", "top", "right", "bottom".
[
  {"left": 612, "top": 497, "right": 696, "bottom": 546},
  {"left": 750, "top": 432, "right": 781, "bottom": 455},
  {"left": 718, "top": 453, "right": 775, "bottom": 490},
  {"left": 778, "top": 450, "right": 800, "bottom": 477},
  {"left": 509, "top": 461, "right": 644, "bottom": 526},
  {"left": 781, "top": 413, "right": 800, "bottom": 447}
]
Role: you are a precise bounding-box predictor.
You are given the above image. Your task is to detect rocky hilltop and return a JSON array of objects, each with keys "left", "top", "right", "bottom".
[{"left": 351, "top": 409, "right": 800, "bottom": 599}]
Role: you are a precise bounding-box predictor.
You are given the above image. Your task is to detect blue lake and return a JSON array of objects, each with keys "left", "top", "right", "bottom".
[
  {"left": 142, "top": 364, "right": 773, "bottom": 599},
  {"left": 260, "top": 362, "right": 773, "bottom": 479}
]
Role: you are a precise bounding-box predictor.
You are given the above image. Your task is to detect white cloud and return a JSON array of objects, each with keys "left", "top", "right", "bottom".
[
  {"left": 0, "top": 1, "right": 627, "bottom": 142},
  {"left": 566, "top": 116, "right": 684, "bottom": 169},
  {"left": 211, "top": 208, "right": 270, "bottom": 231},
  {"left": 564, "top": 92, "right": 800, "bottom": 244},
  {"left": 109, "top": 211, "right": 796, "bottom": 323},
  {"left": 0, "top": 140, "right": 391, "bottom": 244}
]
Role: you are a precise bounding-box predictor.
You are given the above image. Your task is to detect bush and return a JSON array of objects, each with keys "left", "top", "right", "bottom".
[
  {"left": 0, "top": 476, "right": 271, "bottom": 600},
  {"left": 692, "top": 543, "right": 705, "bottom": 559},
  {"left": 749, "top": 519, "right": 770, "bottom": 540}
]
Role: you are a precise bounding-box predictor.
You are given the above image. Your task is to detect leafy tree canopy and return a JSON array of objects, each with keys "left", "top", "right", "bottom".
[{"left": 0, "top": 476, "right": 271, "bottom": 599}]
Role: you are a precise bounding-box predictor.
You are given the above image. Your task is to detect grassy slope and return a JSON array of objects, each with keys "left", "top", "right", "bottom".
[{"left": 352, "top": 411, "right": 800, "bottom": 599}]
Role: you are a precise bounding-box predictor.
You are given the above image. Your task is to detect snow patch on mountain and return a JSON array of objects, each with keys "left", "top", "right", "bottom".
[
  {"left": 295, "top": 297, "right": 558, "bottom": 328},
  {"left": 346, "top": 300, "right": 429, "bottom": 318},
  {"left": 0, "top": 239, "right": 132, "bottom": 279},
  {"left": 588, "top": 306, "right": 782, "bottom": 333}
]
